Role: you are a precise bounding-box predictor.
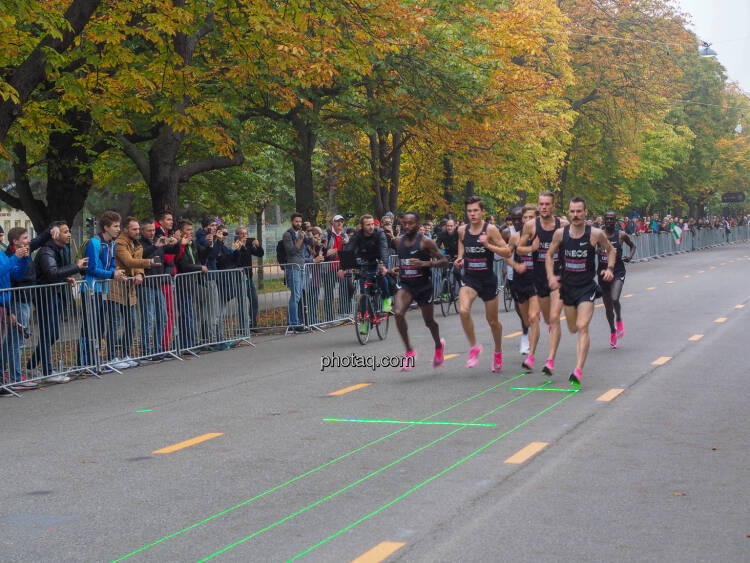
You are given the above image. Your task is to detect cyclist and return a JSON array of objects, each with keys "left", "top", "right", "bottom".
[
  {"left": 392, "top": 212, "right": 450, "bottom": 370},
  {"left": 436, "top": 217, "right": 461, "bottom": 297},
  {"left": 339, "top": 215, "right": 392, "bottom": 334}
]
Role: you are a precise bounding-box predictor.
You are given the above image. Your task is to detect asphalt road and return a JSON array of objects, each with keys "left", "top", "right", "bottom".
[{"left": 1, "top": 242, "right": 749, "bottom": 563}]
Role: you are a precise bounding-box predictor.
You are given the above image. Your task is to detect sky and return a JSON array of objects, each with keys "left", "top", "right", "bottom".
[{"left": 678, "top": 0, "right": 750, "bottom": 92}]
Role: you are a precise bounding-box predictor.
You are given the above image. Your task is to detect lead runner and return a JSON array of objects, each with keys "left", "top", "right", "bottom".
[{"left": 546, "top": 196, "right": 616, "bottom": 386}]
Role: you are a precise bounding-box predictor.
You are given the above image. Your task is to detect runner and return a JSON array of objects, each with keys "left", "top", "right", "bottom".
[
  {"left": 392, "top": 212, "right": 450, "bottom": 370},
  {"left": 517, "top": 190, "right": 568, "bottom": 376},
  {"left": 501, "top": 208, "right": 530, "bottom": 355},
  {"left": 455, "top": 196, "right": 511, "bottom": 372},
  {"left": 599, "top": 210, "right": 636, "bottom": 349},
  {"left": 546, "top": 196, "right": 616, "bottom": 386},
  {"left": 505, "top": 204, "right": 541, "bottom": 371}
]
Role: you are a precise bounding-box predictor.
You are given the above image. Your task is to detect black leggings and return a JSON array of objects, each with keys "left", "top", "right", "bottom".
[{"left": 601, "top": 279, "right": 624, "bottom": 332}]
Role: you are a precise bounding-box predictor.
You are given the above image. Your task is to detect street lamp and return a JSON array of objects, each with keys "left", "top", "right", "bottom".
[{"left": 698, "top": 41, "right": 717, "bottom": 57}]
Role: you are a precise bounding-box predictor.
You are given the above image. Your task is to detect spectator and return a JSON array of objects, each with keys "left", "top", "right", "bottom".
[
  {"left": 0, "top": 227, "right": 38, "bottom": 390},
  {"left": 78, "top": 210, "right": 126, "bottom": 369},
  {"left": 322, "top": 215, "right": 352, "bottom": 317},
  {"left": 0, "top": 227, "right": 55, "bottom": 388},
  {"left": 213, "top": 227, "right": 244, "bottom": 347},
  {"left": 282, "top": 213, "right": 312, "bottom": 331},
  {"left": 195, "top": 217, "right": 221, "bottom": 345},
  {"left": 154, "top": 211, "right": 178, "bottom": 346},
  {"left": 111, "top": 217, "right": 156, "bottom": 367},
  {"left": 625, "top": 216, "right": 636, "bottom": 235},
  {"left": 302, "top": 227, "right": 325, "bottom": 325},
  {"left": 174, "top": 219, "right": 209, "bottom": 350},
  {"left": 0, "top": 226, "right": 5, "bottom": 252},
  {"left": 31, "top": 221, "right": 88, "bottom": 381},
  {"left": 232, "top": 227, "right": 264, "bottom": 330},
  {"left": 140, "top": 220, "right": 171, "bottom": 359}
]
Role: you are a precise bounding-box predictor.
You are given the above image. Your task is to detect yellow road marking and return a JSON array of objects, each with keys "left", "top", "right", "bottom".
[
  {"left": 710, "top": 266, "right": 716, "bottom": 270},
  {"left": 714, "top": 317, "right": 728, "bottom": 323},
  {"left": 646, "top": 286, "right": 656, "bottom": 290},
  {"left": 595, "top": 303, "right": 604, "bottom": 308},
  {"left": 684, "top": 275, "right": 692, "bottom": 278},
  {"left": 720, "top": 262, "right": 727, "bottom": 266},
  {"left": 735, "top": 305, "right": 745, "bottom": 310},
  {"left": 560, "top": 315, "right": 566, "bottom": 320},
  {"left": 651, "top": 356, "right": 672, "bottom": 366},
  {"left": 444, "top": 353, "right": 460, "bottom": 359},
  {"left": 697, "top": 270, "right": 705, "bottom": 273},
  {"left": 351, "top": 541, "right": 406, "bottom": 563},
  {"left": 504, "top": 331, "right": 523, "bottom": 339},
  {"left": 623, "top": 294, "right": 634, "bottom": 298},
  {"left": 597, "top": 388, "right": 625, "bottom": 402},
  {"left": 329, "top": 383, "right": 372, "bottom": 396},
  {"left": 665, "top": 281, "right": 675, "bottom": 284},
  {"left": 505, "top": 442, "right": 549, "bottom": 464},
  {"left": 688, "top": 334, "right": 704, "bottom": 341},
  {"left": 153, "top": 433, "right": 223, "bottom": 454}
]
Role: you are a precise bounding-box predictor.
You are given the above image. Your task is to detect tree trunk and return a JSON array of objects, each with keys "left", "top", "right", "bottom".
[
  {"left": 290, "top": 114, "right": 318, "bottom": 222},
  {"left": 464, "top": 180, "right": 475, "bottom": 199},
  {"left": 256, "top": 207, "right": 265, "bottom": 289},
  {"left": 147, "top": 126, "right": 182, "bottom": 216},
  {"left": 368, "top": 132, "right": 385, "bottom": 218},
  {"left": 442, "top": 155, "right": 454, "bottom": 206},
  {"left": 388, "top": 130, "right": 402, "bottom": 213}
]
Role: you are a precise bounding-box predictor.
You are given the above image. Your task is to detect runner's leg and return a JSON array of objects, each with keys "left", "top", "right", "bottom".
[
  {"left": 527, "top": 295, "right": 541, "bottom": 356},
  {"left": 420, "top": 304, "right": 441, "bottom": 348},
  {"left": 573, "top": 301, "right": 595, "bottom": 372},
  {"left": 394, "top": 289, "right": 414, "bottom": 352},
  {"left": 611, "top": 279, "right": 624, "bottom": 322},
  {"left": 548, "top": 289, "right": 563, "bottom": 361},
  {"left": 484, "top": 297, "right": 503, "bottom": 354},
  {"left": 458, "top": 286, "right": 479, "bottom": 348}
]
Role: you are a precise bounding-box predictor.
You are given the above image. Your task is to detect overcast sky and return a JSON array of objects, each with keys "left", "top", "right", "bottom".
[{"left": 678, "top": 0, "right": 750, "bottom": 92}]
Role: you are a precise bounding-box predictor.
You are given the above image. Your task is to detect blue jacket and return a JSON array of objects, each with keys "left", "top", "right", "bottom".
[
  {"left": 83, "top": 234, "right": 116, "bottom": 292},
  {"left": 0, "top": 252, "right": 30, "bottom": 305}
]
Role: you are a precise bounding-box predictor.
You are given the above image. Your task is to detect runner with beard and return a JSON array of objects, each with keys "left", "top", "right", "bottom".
[{"left": 546, "top": 197, "right": 616, "bottom": 386}]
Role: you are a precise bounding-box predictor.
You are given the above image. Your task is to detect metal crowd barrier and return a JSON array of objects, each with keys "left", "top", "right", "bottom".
[
  {"left": 301, "top": 262, "right": 355, "bottom": 330},
  {"left": 91, "top": 274, "right": 181, "bottom": 372},
  {"left": 251, "top": 263, "right": 306, "bottom": 333},
  {"left": 173, "top": 268, "right": 253, "bottom": 353},
  {"left": 1, "top": 280, "right": 97, "bottom": 396},
  {"left": 632, "top": 226, "right": 749, "bottom": 262}
]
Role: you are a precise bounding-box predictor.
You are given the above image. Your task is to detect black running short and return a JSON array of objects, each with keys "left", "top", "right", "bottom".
[
  {"left": 510, "top": 281, "right": 537, "bottom": 304},
  {"left": 397, "top": 281, "right": 433, "bottom": 307},
  {"left": 461, "top": 275, "right": 499, "bottom": 302},
  {"left": 561, "top": 282, "right": 601, "bottom": 307}
]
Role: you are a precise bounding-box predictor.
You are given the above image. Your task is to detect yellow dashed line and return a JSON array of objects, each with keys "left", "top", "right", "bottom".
[
  {"left": 505, "top": 442, "right": 549, "bottom": 464},
  {"left": 444, "top": 353, "right": 460, "bottom": 360},
  {"left": 623, "top": 294, "right": 634, "bottom": 298},
  {"left": 665, "top": 281, "right": 675, "bottom": 284},
  {"left": 735, "top": 305, "right": 745, "bottom": 310},
  {"left": 651, "top": 356, "right": 672, "bottom": 366},
  {"left": 684, "top": 275, "right": 692, "bottom": 278},
  {"left": 504, "top": 331, "right": 523, "bottom": 339},
  {"left": 595, "top": 303, "right": 604, "bottom": 308},
  {"left": 688, "top": 334, "right": 704, "bottom": 341},
  {"left": 646, "top": 287, "right": 656, "bottom": 291},
  {"left": 697, "top": 270, "right": 705, "bottom": 274},
  {"left": 329, "top": 383, "right": 372, "bottom": 396},
  {"left": 714, "top": 317, "right": 728, "bottom": 323},
  {"left": 597, "top": 388, "right": 625, "bottom": 402},
  {"left": 153, "top": 433, "right": 223, "bottom": 454},
  {"left": 351, "top": 542, "right": 406, "bottom": 563}
]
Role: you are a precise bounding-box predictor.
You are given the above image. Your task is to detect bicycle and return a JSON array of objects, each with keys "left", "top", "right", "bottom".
[
  {"left": 353, "top": 268, "right": 390, "bottom": 345},
  {"left": 439, "top": 265, "right": 460, "bottom": 316},
  {"left": 497, "top": 265, "right": 513, "bottom": 312}
]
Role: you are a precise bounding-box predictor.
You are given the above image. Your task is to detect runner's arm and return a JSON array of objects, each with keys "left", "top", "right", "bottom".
[
  {"left": 504, "top": 233, "right": 524, "bottom": 271},
  {"left": 419, "top": 237, "right": 450, "bottom": 269},
  {"left": 545, "top": 228, "right": 563, "bottom": 285},
  {"left": 620, "top": 232, "right": 636, "bottom": 262},
  {"left": 516, "top": 221, "right": 536, "bottom": 255},
  {"left": 595, "top": 228, "right": 616, "bottom": 281},
  {"left": 481, "top": 224, "right": 511, "bottom": 258},
  {"left": 454, "top": 226, "right": 465, "bottom": 267}
]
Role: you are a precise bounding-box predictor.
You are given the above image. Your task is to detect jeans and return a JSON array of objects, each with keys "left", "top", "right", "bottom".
[
  {"left": 79, "top": 292, "right": 117, "bottom": 366},
  {"left": 140, "top": 286, "right": 166, "bottom": 356},
  {"left": 1, "top": 301, "right": 30, "bottom": 382},
  {"left": 286, "top": 267, "right": 302, "bottom": 326},
  {"left": 177, "top": 283, "right": 196, "bottom": 350},
  {"left": 195, "top": 278, "right": 219, "bottom": 343},
  {"left": 248, "top": 277, "right": 258, "bottom": 328},
  {"left": 30, "top": 293, "right": 62, "bottom": 376}
]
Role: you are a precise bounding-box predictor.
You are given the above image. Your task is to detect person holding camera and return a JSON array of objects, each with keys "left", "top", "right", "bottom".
[{"left": 232, "top": 227, "right": 264, "bottom": 330}]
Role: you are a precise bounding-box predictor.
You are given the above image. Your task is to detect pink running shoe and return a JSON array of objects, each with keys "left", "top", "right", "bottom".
[
  {"left": 466, "top": 345, "right": 482, "bottom": 368},
  {"left": 609, "top": 332, "right": 618, "bottom": 349},
  {"left": 569, "top": 368, "right": 582, "bottom": 387},
  {"left": 491, "top": 352, "right": 503, "bottom": 373},
  {"left": 542, "top": 359, "right": 555, "bottom": 376},
  {"left": 522, "top": 354, "right": 534, "bottom": 371},
  {"left": 432, "top": 339, "right": 446, "bottom": 368},
  {"left": 616, "top": 320, "right": 625, "bottom": 339},
  {"left": 401, "top": 350, "right": 416, "bottom": 371}
]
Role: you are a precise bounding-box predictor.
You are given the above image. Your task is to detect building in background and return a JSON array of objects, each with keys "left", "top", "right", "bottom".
[{"left": 0, "top": 206, "right": 36, "bottom": 237}]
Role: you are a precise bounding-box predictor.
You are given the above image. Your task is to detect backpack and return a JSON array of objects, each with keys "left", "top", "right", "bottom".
[{"left": 276, "top": 238, "right": 287, "bottom": 269}]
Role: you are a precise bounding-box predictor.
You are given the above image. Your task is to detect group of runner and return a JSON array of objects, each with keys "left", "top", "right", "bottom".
[{"left": 343, "top": 192, "right": 635, "bottom": 387}]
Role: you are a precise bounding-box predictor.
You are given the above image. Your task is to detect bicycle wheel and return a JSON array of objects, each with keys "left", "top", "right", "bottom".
[
  {"left": 503, "top": 284, "right": 513, "bottom": 312},
  {"left": 440, "top": 278, "right": 451, "bottom": 317},
  {"left": 354, "top": 295, "right": 371, "bottom": 345},
  {"left": 375, "top": 309, "right": 390, "bottom": 340}
]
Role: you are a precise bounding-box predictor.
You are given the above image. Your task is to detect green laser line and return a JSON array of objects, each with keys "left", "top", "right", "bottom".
[
  {"left": 510, "top": 387, "right": 579, "bottom": 393},
  {"left": 112, "top": 372, "right": 528, "bottom": 562},
  {"left": 194, "top": 382, "right": 549, "bottom": 562},
  {"left": 323, "top": 418, "right": 497, "bottom": 427},
  {"left": 135, "top": 409, "right": 152, "bottom": 413},
  {"left": 286, "top": 392, "right": 576, "bottom": 562}
]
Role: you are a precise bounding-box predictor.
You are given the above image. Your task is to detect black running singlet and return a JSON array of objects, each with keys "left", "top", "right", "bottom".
[
  {"left": 533, "top": 217, "right": 560, "bottom": 282},
  {"left": 598, "top": 230, "right": 625, "bottom": 276},
  {"left": 462, "top": 222, "right": 494, "bottom": 279},
  {"left": 397, "top": 233, "right": 432, "bottom": 283},
  {"left": 512, "top": 246, "right": 535, "bottom": 287},
  {"left": 561, "top": 225, "right": 596, "bottom": 287}
]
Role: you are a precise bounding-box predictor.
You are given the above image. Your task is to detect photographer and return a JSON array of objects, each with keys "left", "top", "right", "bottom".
[{"left": 232, "top": 227, "right": 264, "bottom": 330}]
